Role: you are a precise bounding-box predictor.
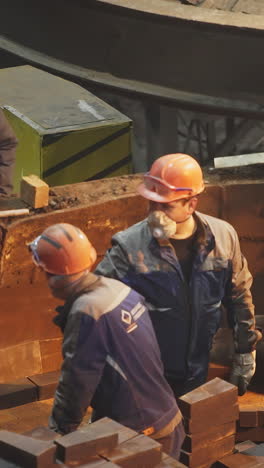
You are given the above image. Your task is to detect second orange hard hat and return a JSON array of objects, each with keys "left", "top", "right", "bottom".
[
  {"left": 29, "top": 223, "right": 97, "bottom": 275},
  {"left": 137, "top": 153, "right": 205, "bottom": 203}
]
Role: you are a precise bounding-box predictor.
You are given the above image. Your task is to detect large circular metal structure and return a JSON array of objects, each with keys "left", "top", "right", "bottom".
[
  {"left": 1, "top": 0, "right": 264, "bottom": 103},
  {"left": 1, "top": 1, "right": 264, "bottom": 168}
]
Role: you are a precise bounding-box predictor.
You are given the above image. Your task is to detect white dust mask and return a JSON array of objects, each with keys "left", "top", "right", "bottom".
[{"left": 147, "top": 210, "right": 177, "bottom": 239}]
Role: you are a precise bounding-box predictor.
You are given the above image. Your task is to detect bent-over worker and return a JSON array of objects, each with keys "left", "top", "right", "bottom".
[{"left": 28, "top": 223, "right": 185, "bottom": 460}]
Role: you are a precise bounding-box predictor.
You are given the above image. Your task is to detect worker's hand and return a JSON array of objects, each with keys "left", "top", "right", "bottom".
[{"left": 229, "top": 351, "right": 256, "bottom": 396}]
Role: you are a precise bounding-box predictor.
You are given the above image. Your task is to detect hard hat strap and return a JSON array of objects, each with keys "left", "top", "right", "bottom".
[{"left": 28, "top": 235, "right": 44, "bottom": 268}]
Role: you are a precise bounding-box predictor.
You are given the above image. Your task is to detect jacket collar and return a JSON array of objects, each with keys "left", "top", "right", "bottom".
[
  {"left": 53, "top": 272, "right": 100, "bottom": 332},
  {"left": 149, "top": 211, "right": 215, "bottom": 262}
]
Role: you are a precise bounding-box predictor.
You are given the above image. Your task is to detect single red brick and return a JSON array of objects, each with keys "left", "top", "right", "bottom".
[
  {"left": 55, "top": 422, "right": 118, "bottom": 464},
  {"left": 180, "top": 435, "right": 235, "bottom": 467},
  {"left": 27, "top": 371, "right": 60, "bottom": 400},
  {"left": 0, "top": 378, "right": 37, "bottom": 410},
  {"left": 178, "top": 378, "right": 237, "bottom": 421},
  {"left": 0, "top": 430, "right": 56, "bottom": 468},
  {"left": 100, "top": 433, "right": 162, "bottom": 468}
]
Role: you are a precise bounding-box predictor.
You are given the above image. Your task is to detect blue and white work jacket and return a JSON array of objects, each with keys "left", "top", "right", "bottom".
[{"left": 50, "top": 274, "right": 179, "bottom": 435}]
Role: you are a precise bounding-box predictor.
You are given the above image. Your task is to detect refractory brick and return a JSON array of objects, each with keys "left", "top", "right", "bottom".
[
  {"left": 0, "top": 378, "right": 37, "bottom": 410},
  {"left": 184, "top": 403, "right": 239, "bottom": 434},
  {"left": 180, "top": 434, "right": 235, "bottom": 467},
  {"left": 182, "top": 421, "right": 236, "bottom": 452},
  {"left": 55, "top": 422, "right": 118, "bottom": 464},
  {"left": 178, "top": 378, "right": 238, "bottom": 421},
  {"left": 0, "top": 430, "right": 56, "bottom": 468},
  {"left": 100, "top": 434, "right": 162, "bottom": 468},
  {"left": 27, "top": 370, "right": 60, "bottom": 400}
]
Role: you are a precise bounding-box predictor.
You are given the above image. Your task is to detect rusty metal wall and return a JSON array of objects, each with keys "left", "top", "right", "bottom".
[{"left": 0, "top": 179, "right": 263, "bottom": 381}]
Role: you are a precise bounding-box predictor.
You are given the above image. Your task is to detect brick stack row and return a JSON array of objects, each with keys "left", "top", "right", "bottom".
[
  {"left": 178, "top": 378, "right": 239, "bottom": 468},
  {"left": 0, "top": 370, "right": 60, "bottom": 409},
  {"left": 0, "top": 417, "right": 188, "bottom": 468}
]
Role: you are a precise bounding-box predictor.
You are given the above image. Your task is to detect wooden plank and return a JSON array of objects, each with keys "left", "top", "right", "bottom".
[
  {"left": 0, "top": 378, "right": 37, "bottom": 410},
  {"left": 184, "top": 403, "right": 239, "bottom": 434},
  {"left": 180, "top": 434, "right": 235, "bottom": 467},
  {"left": 214, "top": 153, "right": 264, "bottom": 169},
  {"left": 182, "top": 421, "right": 236, "bottom": 452},
  {"left": 100, "top": 434, "right": 162, "bottom": 468},
  {"left": 0, "top": 209, "right": 29, "bottom": 218},
  {"left": 55, "top": 422, "right": 118, "bottom": 464},
  {"left": 27, "top": 371, "right": 60, "bottom": 401},
  {"left": 20, "top": 175, "right": 49, "bottom": 209},
  {"left": 0, "top": 430, "right": 56, "bottom": 468},
  {"left": 178, "top": 378, "right": 237, "bottom": 420}
]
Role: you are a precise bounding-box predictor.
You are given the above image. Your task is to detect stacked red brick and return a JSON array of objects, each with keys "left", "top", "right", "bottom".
[
  {"left": 0, "top": 370, "right": 60, "bottom": 409},
  {"left": 0, "top": 417, "right": 188, "bottom": 467},
  {"left": 236, "top": 405, "right": 264, "bottom": 443},
  {"left": 178, "top": 378, "right": 239, "bottom": 468}
]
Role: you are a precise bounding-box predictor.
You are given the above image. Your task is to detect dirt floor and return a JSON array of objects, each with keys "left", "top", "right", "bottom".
[
  {"left": 0, "top": 174, "right": 144, "bottom": 217},
  {"left": 0, "top": 165, "right": 263, "bottom": 221}
]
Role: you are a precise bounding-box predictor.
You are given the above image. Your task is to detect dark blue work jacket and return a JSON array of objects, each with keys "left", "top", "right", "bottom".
[
  {"left": 49, "top": 273, "right": 179, "bottom": 435},
  {"left": 95, "top": 211, "right": 258, "bottom": 393}
]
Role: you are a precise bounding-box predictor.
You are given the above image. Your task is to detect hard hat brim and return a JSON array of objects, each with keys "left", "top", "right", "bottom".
[
  {"left": 137, "top": 183, "right": 179, "bottom": 203},
  {"left": 137, "top": 182, "right": 204, "bottom": 203}
]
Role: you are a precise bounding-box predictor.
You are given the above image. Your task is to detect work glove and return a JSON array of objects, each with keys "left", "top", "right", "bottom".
[{"left": 229, "top": 351, "right": 256, "bottom": 396}]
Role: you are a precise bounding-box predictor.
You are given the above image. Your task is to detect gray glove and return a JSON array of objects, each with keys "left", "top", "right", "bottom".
[{"left": 229, "top": 351, "right": 256, "bottom": 396}]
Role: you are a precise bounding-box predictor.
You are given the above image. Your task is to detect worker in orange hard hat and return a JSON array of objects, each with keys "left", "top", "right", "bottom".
[
  {"left": 96, "top": 153, "right": 261, "bottom": 397},
  {"left": 138, "top": 152, "right": 204, "bottom": 203},
  {"left": 28, "top": 223, "right": 185, "bottom": 459}
]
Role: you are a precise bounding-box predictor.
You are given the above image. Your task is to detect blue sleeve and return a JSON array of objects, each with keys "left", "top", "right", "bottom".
[
  {"left": 49, "top": 311, "right": 107, "bottom": 434},
  {"left": 95, "top": 238, "right": 131, "bottom": 280},
  {"left": 223, "top": 230, "right": 261, "bottom": 353}
]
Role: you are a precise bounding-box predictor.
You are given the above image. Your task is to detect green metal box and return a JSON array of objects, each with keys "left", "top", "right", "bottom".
[{"left": 0, "top": 66, "right": 132, "bottom": 192}]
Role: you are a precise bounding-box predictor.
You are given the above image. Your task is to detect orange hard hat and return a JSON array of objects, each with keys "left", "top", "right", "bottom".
[
  {"left": 137, "top": 153, "right": 205, "bottom": 203},
  {"left": 28, "top": 223, "right": 97, "bottom": 275}
]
